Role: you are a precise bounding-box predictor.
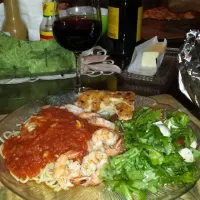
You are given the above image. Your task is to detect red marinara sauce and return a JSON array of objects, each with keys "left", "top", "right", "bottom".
[{"left": 2, "top": 106, "right": 98, "bottom": 180}]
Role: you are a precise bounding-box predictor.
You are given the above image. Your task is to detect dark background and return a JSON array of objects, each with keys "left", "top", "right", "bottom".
[{"left": 99, "top": 0, "right": 168, "bottom": 9}]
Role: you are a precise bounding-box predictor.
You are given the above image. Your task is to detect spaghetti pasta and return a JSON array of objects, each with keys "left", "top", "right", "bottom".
[{"left": 0, "top": 105, "right": 122, "bottom": 191}]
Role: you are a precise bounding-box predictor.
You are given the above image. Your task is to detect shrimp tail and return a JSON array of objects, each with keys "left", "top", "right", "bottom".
[
  {"left": 115, "top": 136, "right": 124, "bottom": 153},
  {"left": 70, "top": 176, "right": 89, "bottom": 186},
  {"left": 105, "top": 136, "right": 124, "bottom": 156},
  {"left": 71, "top": 174, "right": 102, "bottom": 187}
]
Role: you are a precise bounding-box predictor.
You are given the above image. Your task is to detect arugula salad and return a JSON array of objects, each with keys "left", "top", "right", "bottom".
[{"left": 100, "top": 107, "right": 200, "bottom": 200}]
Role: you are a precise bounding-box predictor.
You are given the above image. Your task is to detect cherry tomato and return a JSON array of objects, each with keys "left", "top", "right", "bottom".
[{"left": 176, "top": 138, "right": 185, "bottom": 146}]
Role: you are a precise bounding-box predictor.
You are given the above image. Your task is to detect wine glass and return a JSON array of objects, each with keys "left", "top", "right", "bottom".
[{"left": 53, "top": 0, "right": 102, "bottom": 91}]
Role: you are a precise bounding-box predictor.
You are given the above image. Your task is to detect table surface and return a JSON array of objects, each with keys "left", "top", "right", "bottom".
[{"left": 0, "top": 94, "right": 199, "bottom": 200}]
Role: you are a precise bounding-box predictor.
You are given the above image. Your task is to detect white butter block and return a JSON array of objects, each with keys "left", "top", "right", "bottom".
[{"left": 141, "top": 52, "right": 159, "bottom": 68}]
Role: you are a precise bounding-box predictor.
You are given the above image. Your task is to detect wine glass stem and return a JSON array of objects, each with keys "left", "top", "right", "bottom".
[{"left": 74, "top": 53, "right": 81, "bottom": 89}]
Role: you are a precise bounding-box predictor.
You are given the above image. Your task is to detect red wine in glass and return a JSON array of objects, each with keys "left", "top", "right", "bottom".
[
  {"left": 52, "top": 1, "right": 102, "bottom": 91},
  {"left": 53, "top": 17, "right": 102, "bottom": 52}
]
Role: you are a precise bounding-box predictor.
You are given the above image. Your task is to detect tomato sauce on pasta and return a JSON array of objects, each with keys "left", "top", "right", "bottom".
[{"left": 2, "top": 106, "right": 98, "bottom": 180}]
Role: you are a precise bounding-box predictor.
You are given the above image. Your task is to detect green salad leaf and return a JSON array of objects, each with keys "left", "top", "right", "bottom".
[{"left": 100, "top": 107, "right": 200, "bottom": 200}]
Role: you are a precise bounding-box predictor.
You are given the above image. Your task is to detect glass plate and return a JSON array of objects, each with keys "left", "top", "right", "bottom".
[{"left": 0, "top": 91, "right": 199, "bottom": 200}]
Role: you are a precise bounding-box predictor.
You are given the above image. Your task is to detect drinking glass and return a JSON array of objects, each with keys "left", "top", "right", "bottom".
[{"left": 53, "top": 0, "right": 102, "bottom": 91}]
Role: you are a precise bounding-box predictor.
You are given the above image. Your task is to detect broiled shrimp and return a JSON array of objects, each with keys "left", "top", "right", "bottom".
[
  {"left": 61, "top": 104, "right": 115, "bottom": 130},
  {"left": 87, "top": 116, "right": 115, "bottom": 130},
  {"left": 89, "top": 128, "right": 118, "bottom": 151},
  {"left": 88, "top": 128, "right": 124, "bottom": 156},
  {"left": 53, "top": 150, "right": 81, "bottom": 190},
  {"left": 81, "top": 151, "right": 108, "bottom": 177},
  {"left": 62, "top": 104, "right": 84, "bottom": 115},
  {"left": 72, "top": 151, "right": 108, "bottom": 186}
]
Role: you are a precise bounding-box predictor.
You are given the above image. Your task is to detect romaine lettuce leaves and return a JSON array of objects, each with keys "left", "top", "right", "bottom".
[{"left": 100, "top": 107, "right": 200, "bottom": 200}]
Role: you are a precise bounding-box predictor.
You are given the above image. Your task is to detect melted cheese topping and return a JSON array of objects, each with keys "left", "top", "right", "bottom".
[{"left": 76, "top": 90, "right": 135, "bottom": 120}]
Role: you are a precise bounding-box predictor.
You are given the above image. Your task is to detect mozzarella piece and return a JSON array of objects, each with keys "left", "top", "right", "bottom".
[
  {"left": 154, "top": 121, "right": 171, "bottom": 137},
  {"left": 190, "top": 141, "right": 197, "bottom": 149},
  {"left": 179, "top": 148, "right": 194, "bottom": 163}
]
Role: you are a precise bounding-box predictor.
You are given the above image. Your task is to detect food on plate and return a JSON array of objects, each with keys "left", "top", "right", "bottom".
[
  {"left": 100, "top": 107, "right": 200, "bottom": 200},
  {"left": 143, "top": 7, "right": 196, "bottom": 21},
  {"left": 0, "top": 105, "right": 123, "bottom": 191},
  {"left": 76, "top": 90, "right": 135, "bottom": 121},
  {"left": 0, "top": 91, "right": 200, "bottom": 200}
]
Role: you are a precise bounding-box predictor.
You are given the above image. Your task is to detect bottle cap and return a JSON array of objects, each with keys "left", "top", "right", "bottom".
[{"left": 43, "top": 2, "right": 58, "bottom": 17}]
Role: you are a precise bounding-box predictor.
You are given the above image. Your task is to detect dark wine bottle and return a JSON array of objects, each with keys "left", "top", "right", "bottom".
[{"left": 105, "top": 0, "right": 143, "bottom": 66}]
